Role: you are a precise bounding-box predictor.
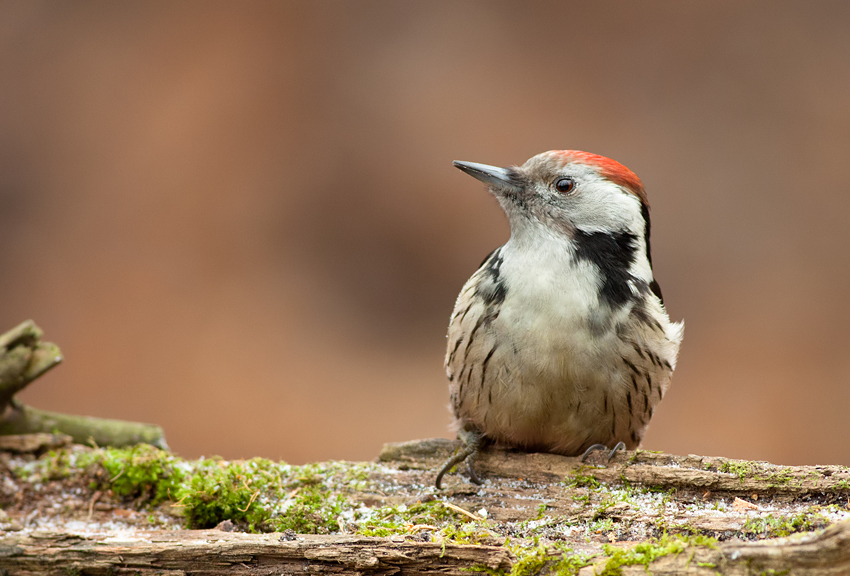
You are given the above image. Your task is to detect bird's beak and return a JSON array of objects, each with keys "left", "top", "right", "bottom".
[{"left": 453, "top": 161, "right": 523, "bottom": 194}]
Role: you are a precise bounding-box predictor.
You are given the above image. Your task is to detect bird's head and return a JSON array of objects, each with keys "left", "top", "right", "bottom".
[{"left": 453, "top": 150, "right": 649, "bottom": 243}]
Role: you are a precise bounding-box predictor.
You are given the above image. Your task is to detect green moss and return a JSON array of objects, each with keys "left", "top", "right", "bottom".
[
  {"left": 363, "top": 500, "right": 454, "bottom": 536},
  {"left": 548, "top": 551, "right": 592, "bottom": 576},
  {"left": 599, "top": 534, "right": 716, "bottom": 576},
  {"left": 766, "top": 470, "right": 792, "bottom": 487},
  {"left": 507, "top": 543, "right": 551, "bottom": 576},
  {"left": 439, "top": 522, "right": 494, "bottom": 546},
  {"left": 12, "top": 449, "right": 76, "bottom": 481},
  {"left": 22, "top": 448, "right": 371, "bottom": 534},
  {"left": 501, "top": 542, "right": 590, "bottom": 576},
  {"left": 587, "top": 518, "right": 614, "bottom": 533},
  {"left": 591, "top": 496, "right": 616, "bottom": 521},
  {"left": 356, "top": 500, "right": 479, "bottom": 539},
  {"left": 533, "top": 503, "right": 549, "bottom": 521},
  {"left": 176, "top": 458, "right": 358, "bottom": 533},
  {"left": 84, "top": 444, "right": 185, "bottom": 505},
  {"left": 354, "top": 500, "right": 502, "bottom": 551},
  {"left": 178, "top": 458, "right": 278, "bottom": 530},
  {"left": 715, "top": 460, "right": 812, "bottom": 489},
  {"left": 564, "top": 467, "right": 602, "bottom": 490},
  {"left": 476, "top": 535, "right": 716, "bottom": 576},
  {"left": 271, "top": 485, "right": 347, "bottom": 534},
  {"left": 719, "top": 461, "right": 753, "bottom": 481},
  {"left": 739, "top": 511, "right": 828, "bottom": 539},
  {"left": 571, "top": 492, "right": 590, "bottom": 505},
  {"left": 12, "top": 445, "right": 185, "bottom": 504},
  {"left": 12, "top": 447, "right": 413, "bottom": 535}
]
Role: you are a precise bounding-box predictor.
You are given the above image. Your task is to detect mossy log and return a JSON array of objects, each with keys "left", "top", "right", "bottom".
[
  {"left": 0, "top": 432, "right": 71, "bottom": 453},
  {"left": 2, "top": 438, "right": 850, "bottom": 575},
  {"left": 0, "top": 530, "right": 515, "bottom": 576},
  {"left": 1, "top": 523, "right": 848, "bottom": 576},
  {"left": 380, "top": 438, "right": 850, "bottom": 496},
  {"left": 0, "top": 320, "right": 167, "bottom": 449},
  {"left": 0, "top": 405, "right": 167, "bottom": 450},
  {"left": 0, "top": 320, "right": 63, "bottom": 408}
]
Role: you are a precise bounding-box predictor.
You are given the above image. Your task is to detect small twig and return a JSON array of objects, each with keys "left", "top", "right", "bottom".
[
  {"left": 170, "top": 492, "right": 191, "bottom": 508},
  {"left": 281, "top": 487, "right": 301, "bottom": 508},
  {"left": 439, "top": 501, "right": 484, "bottom": 522},
  {"left": 237, "top": 490, "right": 260, "bottom": 513},
  {"left": 87, "top": 491, "right": 102, "bottom": 521},
  {"left": 109, "top": 467, "right": 125, "bottom": 483},
  {"left": 407, "top": 524, "right": 440, "bottom": 532}
]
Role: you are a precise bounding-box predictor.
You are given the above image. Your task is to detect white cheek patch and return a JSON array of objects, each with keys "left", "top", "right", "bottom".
[{"left": 568, "top": 178, "right": 643, "bottom": 233}]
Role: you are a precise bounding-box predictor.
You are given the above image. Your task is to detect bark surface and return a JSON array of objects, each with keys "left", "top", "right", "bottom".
[
  {"left": 1, "top": 438, "right": 849, "bottom": 575},
  {"left": 1, "top": 523, "right": 848, "bottom": 576},
  {"left": 0, "top": 320, "right": 168, "bottom": 449}
]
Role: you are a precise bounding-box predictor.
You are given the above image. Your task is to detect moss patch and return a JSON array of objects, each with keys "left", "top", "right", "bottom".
[
  {"left": 7, "top": 443, "right": 848, "bottom": 576},
  {"left": 509, "top": 542, "right": 590, "bottom": 576},
  {"left": 84, "top": 444, "right": 185, "bottom": 505},
  {"left": 719, "top": 461, "right": 753, "bottom": 481},
  {"left": 740, "top": 510, "right": 829, "bottom": 539},
  {"left": 178, "top": 457, "right": 283, "bottom": 530},
  {"left": 9, "top": 446, "right": 504, "bottom": 541},
  {"left": 564, "top": 467, "right": 602, "bottom": 490},
  {"left": 599, "top": 533, "right": 717, "bottom": 576},
  {"left": 10, "top": 446, "right": 373, "bottom": 534},
  {"left": 355, "top": 500, "right": 456, "bottom": 537}
]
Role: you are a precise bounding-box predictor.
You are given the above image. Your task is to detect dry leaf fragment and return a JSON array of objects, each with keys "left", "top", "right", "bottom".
[{"left": 733, "top": 497, "right": 758, "bottom": 512}]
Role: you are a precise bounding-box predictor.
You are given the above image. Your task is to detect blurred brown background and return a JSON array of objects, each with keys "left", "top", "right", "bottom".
[{"left": 2, "top": 1, "right": 849, "bottom": 466}]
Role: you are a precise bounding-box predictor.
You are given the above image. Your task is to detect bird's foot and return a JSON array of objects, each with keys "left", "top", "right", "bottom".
[
  {"left": 580, "top": 441, "right": 626, "bottom": 463},
  {"left": 435, "top": 428, "right": 484, "bottom": 489}
]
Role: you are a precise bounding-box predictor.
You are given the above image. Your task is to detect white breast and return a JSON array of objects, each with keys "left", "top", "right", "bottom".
[
  {"left": 446, "top": 232, "right": 679, "bottom": 455},
  {"left": 496, "top": 235, "right": 631, "bottom": 375}
]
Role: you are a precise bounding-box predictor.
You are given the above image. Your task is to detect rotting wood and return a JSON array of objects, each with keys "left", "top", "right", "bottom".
[
  {"left": 0, "top": 432, "right": 71, "bottom": 453},
  {"left": 380, "top": 438, "right": 850, "bottom": 496},
  {"left": 0, "top": 320, "right": 168, "bottom": 449},
  {"left": 1, "top": 438, "right": 850, "bottom": 574},
  {"left": 0, "top": 404, "right": 168, "bottom": 450},
  {"left": 0, "top": 514, "right": 849, "bottom": 575},
  {"left": 0, "top": 320, "right": 62, "bottom": 408},
  {"left": 0, "top": 530, "right": 514, "bottom": 576}
]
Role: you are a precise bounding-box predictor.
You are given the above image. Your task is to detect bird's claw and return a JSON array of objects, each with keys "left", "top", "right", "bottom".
[
  {"left": 435, "top": 428, "right": 484, "bottom": 489},
  {"left": 465, "top": 458, "right": 483, "bottom": 485},
  {"left": 581, "top": 441, "right": 626, "bottom": 463}
]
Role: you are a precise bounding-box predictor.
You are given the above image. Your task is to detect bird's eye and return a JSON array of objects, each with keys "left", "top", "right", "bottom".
[{"left": 554, "top": 177, "right": 575, "bottom": 194}]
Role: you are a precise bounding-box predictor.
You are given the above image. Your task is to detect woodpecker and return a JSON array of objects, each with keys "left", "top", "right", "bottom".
[{"left": 436, "top": 150, "right": 683, "bottom": 488}]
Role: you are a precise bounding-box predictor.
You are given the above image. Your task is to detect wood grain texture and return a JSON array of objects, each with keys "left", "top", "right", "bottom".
[
  {"left": 0, "top": 530, "right": 513, "bottom": 576},
  {"left": 381, "top": 438, "right": 850, "bottom": 495},
  {"left": 2, "top": 519, "right": 849, "bottom": 575},
  {"left": 2, "top": 438, "right": 850, "bottom": 575}
]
